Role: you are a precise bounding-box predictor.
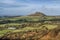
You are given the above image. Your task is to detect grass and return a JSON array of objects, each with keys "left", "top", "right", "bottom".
[
  {"left": 0, "top": 15, "right": 59, "bottom": 39},
  {"left": 12, "top": 24, "right": 58, "bottom": 33},
  {"left": 0, "top": 16, "right": 58, "bottom": 37},
  {"left": 12, "top": 27, "right": 42, "bottom": 33},
  {"left": 0, "top": 23, "right": 21, "bottom": 27},
  {"left": 0, "top": 16, "right": 41, "bottom": 21},
  {"left": 0, "top": 24, "right": 58, "bottom": 37},
  {"left": 42, "top": 24, "right": 57, "bottom": 29},
  {"left": 0, "top": 29, "right": 13, "bottom": 37}
]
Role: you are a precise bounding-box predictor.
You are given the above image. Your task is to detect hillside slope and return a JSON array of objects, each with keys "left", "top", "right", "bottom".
[
  {"left": 0, "top": 26, "right": 60, "bottom": 40},
  {"left": 0, "top": 12, "right": 60, "bottom": 40}
]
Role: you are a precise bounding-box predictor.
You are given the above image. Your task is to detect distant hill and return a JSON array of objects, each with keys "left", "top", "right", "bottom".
[{"left": 28, "top": 12, "right": 46, "bottom": 16}]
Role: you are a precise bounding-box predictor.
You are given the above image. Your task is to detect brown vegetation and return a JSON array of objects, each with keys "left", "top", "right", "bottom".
[
  {"left": 0, "top": 26, "right": 60, "bottom": 40},
  {"left": 28, "top": 12, "right": 46, "bottom": 16}
]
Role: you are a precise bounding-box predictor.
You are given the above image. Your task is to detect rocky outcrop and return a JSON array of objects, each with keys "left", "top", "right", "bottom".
[{"left": 28, "top": 12, "right": 46, "bottom": 16}]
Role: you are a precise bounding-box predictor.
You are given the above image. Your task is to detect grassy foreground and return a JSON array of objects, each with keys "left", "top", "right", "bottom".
[{"left": 0, "top": 12, "right": 60, "bottom": 40}]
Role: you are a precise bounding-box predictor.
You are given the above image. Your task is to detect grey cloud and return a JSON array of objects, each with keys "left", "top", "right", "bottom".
[{"left": 0, "top": 3, "right": 28, "bottom": 8}]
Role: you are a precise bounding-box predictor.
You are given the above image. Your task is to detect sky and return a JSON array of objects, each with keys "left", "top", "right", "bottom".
[{"left": 0, "top": 0, "right": 60, "bottom": 16}]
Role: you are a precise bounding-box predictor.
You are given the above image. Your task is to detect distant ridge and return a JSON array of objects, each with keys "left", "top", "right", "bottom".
[{"left": 28, "top": 12, "right": 46, "bottom": 16}]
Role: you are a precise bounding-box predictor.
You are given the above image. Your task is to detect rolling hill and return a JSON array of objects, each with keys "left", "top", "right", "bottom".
[{"left": 0, "top": 12, "right": 60, "bottom": 40}]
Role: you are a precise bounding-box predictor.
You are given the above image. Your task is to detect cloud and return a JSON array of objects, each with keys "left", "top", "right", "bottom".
[
  {"left": 0, "top": 0, "right": 15, "bottom": 4},
  {"left": 0, "top": 3, "right": 28, "bottom": 8},
  {"left": 0, "top": 0, "right": 60, "bottom": 16}
]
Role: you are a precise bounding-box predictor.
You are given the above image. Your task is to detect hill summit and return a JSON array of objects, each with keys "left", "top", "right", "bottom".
[{"left": 28, "top": 12, "right": 46, "bottom": 16}]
